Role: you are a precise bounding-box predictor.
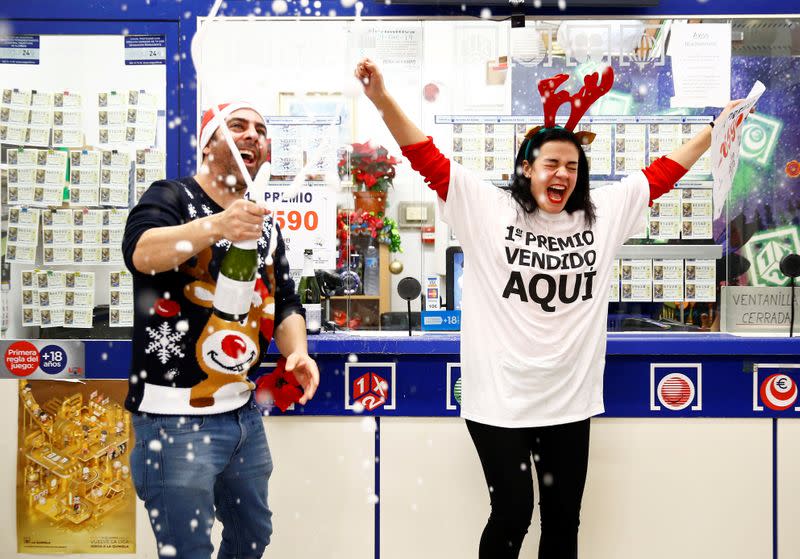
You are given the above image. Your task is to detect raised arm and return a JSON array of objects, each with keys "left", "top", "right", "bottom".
[
  {"left": 356, "top": 58, "right": 452, "bottom": 201},
  {"left": 645, "top": 99, "right": 752, "bottom": 204},
  {"left": 356, "top": 58, "right": 427, "bottom": 147}
]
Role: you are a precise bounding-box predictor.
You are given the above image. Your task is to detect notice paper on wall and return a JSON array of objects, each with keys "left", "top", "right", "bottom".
[{"left": 667, "top": 23, "right": 731, "bottom": 108}]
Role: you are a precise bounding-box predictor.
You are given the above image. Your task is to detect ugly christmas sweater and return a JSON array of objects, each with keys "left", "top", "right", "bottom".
[{"left": 122, "top": 177, "right": 303, "bottom": 415}]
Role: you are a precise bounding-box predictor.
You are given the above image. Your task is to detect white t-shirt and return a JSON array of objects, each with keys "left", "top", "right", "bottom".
[{"left": 440, "top": 163, "right": 650, "bottom": 427}]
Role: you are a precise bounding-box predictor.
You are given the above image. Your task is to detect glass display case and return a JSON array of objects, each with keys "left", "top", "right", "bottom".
[{"left": 1, "top": 16, "right": 798, "bottom": 337}]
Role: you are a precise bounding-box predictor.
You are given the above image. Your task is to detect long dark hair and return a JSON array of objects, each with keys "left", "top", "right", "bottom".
[{"left": 503, "top": 127, "right": 595, "bottom": 226}]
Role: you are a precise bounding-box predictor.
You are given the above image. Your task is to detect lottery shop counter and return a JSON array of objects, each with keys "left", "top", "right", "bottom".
[{"left": 4, "top": 333, "right": 799, "bottom": 559}]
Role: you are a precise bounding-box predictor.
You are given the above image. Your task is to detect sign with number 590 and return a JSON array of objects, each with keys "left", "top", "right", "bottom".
[{"left": 263, "top": 182, "right": 335, "bottom": 269}]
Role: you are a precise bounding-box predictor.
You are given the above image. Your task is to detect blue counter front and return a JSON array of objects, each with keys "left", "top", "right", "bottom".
[{"left": 79, "top": 333, "right": 800, "bottom": 419}]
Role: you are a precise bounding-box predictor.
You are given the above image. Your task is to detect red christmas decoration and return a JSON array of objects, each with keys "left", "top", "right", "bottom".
[{"left": 255, "top": 357, "right": 304, "bottom": 412}]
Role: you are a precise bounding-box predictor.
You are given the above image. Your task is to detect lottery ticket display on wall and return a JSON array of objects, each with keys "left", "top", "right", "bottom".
[
  {"left": 101, "top": 149, "right": 132, "bottom": 207},
  {"left": 52, "top": 91, "right": 84, "bottom": 148},
  {"left": 685, "top": 259, "right": 716, "bottom": 302},
  {"left": 621, "top": 258, "right": 653, "bottom": 302},
  {"left": 452, "top": 122, "right": 515, "bottom": 180},
  {"left": 652, "top": 259, "right": 685, "bottom": 302},
  {"left": 579, "top": 122, "right": 613, "bottom": 175},
  {"left": 6, "top": 147, "right": 67, "bottom": 207},
  {"left": 108, "top": 270, "right": 133, "bottom": 327},
  {"left": 97, "top": 89, "right": 157, "bottom": 147},
  {"left": 134, "top": 148, "right": 165, "bottom": 202},
  {"left": 5, "top": 207, "right": 40, "bottom": 264},
  {"left": 609, "top": 259, "right": 620, "bottom": 302},
  {"left": 42, "top": 209, "right": 127, "bottom": 265},
  {"left": 20, "top": 269, "right": 95, "bottom": 329},
  {"left": 270, "top": 122, "right": 338, "bottom": 176},
  {"left": 1, "top": 88, "right": 59, "bottom": 146},
  {"left": 68, "top": 149, "right": 101, "bottom": 206}
]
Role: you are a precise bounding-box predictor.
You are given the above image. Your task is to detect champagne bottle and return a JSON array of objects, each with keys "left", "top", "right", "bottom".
[
  {"left": 299, "top": 249, "right": 322, "bottom": 335},
  {"left": 213, "top": 239, "right": 258, "bottom": 320}
]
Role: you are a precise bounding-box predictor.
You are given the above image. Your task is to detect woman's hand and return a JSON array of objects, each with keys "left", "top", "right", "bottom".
[
  {"left": 355, "top": 58, "right": 387, "bottom": 104},
  {"left": 713, "top": 98, "right": 755, "bottom": 128}
]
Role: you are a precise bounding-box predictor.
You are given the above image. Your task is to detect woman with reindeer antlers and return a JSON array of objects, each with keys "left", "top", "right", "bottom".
[{"left": 355, "top": 58, "right": 747, "bottom": 558}]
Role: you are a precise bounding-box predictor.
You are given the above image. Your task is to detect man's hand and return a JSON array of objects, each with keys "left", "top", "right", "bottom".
[
  {"left": 355, "top": 58, "right": 387, "bottom": 105},
  {"left": 284, "top": 351, "right": 320, "bottom": 405},
  {"left": 213, "top": 198, "right": 269, "bottom": 243}
]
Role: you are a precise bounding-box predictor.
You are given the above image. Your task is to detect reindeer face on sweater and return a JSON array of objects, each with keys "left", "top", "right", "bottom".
[{"left": 185, "top": 277, "right": 275, "bottom": 378}]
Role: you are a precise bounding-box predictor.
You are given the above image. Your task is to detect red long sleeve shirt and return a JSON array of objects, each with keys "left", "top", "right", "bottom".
[{"left": 401, "top": 136, "right": 688, "bottom": 205}]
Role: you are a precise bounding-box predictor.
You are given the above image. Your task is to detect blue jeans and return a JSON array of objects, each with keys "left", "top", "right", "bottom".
[{"left": 130, "top": 398, "right": 273, "bottom": 559}]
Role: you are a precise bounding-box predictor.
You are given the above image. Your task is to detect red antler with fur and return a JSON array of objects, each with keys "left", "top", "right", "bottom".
[{"left": 537, "top": 65, "right": 615, "bottom": 131}]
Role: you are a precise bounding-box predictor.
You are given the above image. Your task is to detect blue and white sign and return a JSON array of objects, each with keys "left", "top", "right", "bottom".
[
  {"left": 0, "top": 35, "right": 39, "bottom": 65},
  {"left": 124, "top": 35, "right": 166, "bottom": 65}
]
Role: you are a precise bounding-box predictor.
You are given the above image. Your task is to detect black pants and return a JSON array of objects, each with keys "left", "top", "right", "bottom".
[{"left": 466, "top": 418, "right": 591, "bottom": 559}]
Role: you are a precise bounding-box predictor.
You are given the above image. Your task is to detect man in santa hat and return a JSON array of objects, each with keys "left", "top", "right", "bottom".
[{"left": 122, "top": 102, "right": 319, "bottom": 558}]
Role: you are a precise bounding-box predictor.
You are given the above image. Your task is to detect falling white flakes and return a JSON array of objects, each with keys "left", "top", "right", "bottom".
[
  {"left": 347, "top": 353, "right": 359, "bottom": 363},
  {"left": 176, "top": 240, "right": 194, "bottom": 253},
  {"left": 225, "top": 174, "right": 237, "bottom": 187},
  {"left": 416, "top": 477, "right": 424, "bottom": 486},
  {"left": 367, "top": 494, "right": 379, "bottom": 505},
  {"left": 533, "top": 0, "right": 541, "bottom": 6},
  {"left": 520, "top": 462, "right": 528, "bottom": 471},
  {"left": 361, "top": 417, "right": 377, "bottom": 433},
  {"left": 271, "top": 0, "right": 289, "bottom": 14},
  {"left": 190, "top": 518, "right": 198, "bottom": 531},
  {"left": 187, "top": 452, "right": 195, "bottom": 462},
  {"left": 192, "top": 423, "right": 200, "bottom": 432},
  {"left": 176, "top": 320, "right": 190, "bottom": 332},
  {"left": 533, "top": 453, "right": 540, "bottom": 462},
  {"left": 479, "top": 7, "right": 491, "bottom": 19},
  {"left": 159, "top": 545, "right": 177, "bottom": 557},
  {"left": 638, "top": 84, "right": 649, "bottom": 96},
  {"left": 558, "top": 0, "right": 566, "bottom": 9},
  {"left": 352, "top": 401, "right": 365, "bottom": 414},
  {"left": 101, "top": 352, "right": 108, "bottom": 361},
  {"left": 150, "top": 508, "right": 160, "bottom": 518},
  {"left": 149, "top": 440, "right": 163, "bottom": 452},
  {"left": 542, "top": 473, "right": 554, "bottom": 486},
  {"left": 203, "top": 435, "right": 211, "bottom": 444}
]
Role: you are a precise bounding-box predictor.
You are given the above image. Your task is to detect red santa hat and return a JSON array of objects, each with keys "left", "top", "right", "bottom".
[{"left": 198, "top": 102, "right": 265, "bottom": 151}]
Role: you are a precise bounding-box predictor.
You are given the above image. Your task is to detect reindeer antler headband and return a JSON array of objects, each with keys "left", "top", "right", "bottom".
[{"left": 524, "top": 65, "right": 615, "bottom": 161}]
